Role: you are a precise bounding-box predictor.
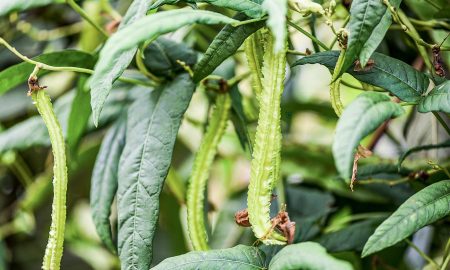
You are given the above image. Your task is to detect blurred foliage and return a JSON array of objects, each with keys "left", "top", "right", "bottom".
[{"left": 0, "top": 0, "right": 449, "bottom": 269}]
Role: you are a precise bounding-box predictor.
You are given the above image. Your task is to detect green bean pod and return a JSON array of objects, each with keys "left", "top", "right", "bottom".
[
  {"left": 247, "top": 31, "right": 287, "bottom": 245},
  {"left": 32, "top": 90, "right": 68, "bottom": 270},
  {"left": 187, "top": 93, "right": 231, "bottom": 251}
]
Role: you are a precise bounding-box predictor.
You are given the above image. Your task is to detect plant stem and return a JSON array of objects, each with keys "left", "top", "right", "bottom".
[
  {"left": 0, "top": 37, "right": 155, "bottom": 87},
  {"left": 287, "top": 20, "right": 330, "bottom": 51},
  {"left": 287, "top": 49, "right": 307, "bottom": 56},
  {"left": 405, "top": 239, "right": 440, "bottom": 269},
  {"left": 440, "top": 237, "right": 450, "bottom": 269},
  {"left": 409, "top": 18, "right": 450, "bottom": 31},
  {"left": 357, "top": 177, "right": 411, "bottom": 186},
  {"left": 432, "top": 112, "right": 450, "bottom": 137},
  {"left": 232, "top": 16, "right": 267, "bottom": 27},
  {"left": 329, "top": 15, "right": 350, "bottom": 49},
  {"left": 66, "top": 0, "right": 109, "bottom": 38}
]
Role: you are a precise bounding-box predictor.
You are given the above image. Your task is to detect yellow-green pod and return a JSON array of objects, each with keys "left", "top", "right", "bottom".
[
  {"left": 31, "top": 90, "right": 68, "bottom": 270},
  {"left": 247, "top": 31, "right": 287, "bottom": 245},
  {"left": 187, "top": 93, "right": 231, "bottom": 251}
]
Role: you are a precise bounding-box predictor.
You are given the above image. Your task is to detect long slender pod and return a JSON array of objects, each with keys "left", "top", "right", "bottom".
[
  {"left": 32, "top": 89, "right": 68, "bottom": 270},
  {"left": 187, "top": 93, "right": 232, "bottom": 251},
  {"left": 247, "top": 31, "right": 287, "bottom": 245}
]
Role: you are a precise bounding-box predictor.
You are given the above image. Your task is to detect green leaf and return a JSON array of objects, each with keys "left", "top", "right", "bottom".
[
  {"left": 362, "top": 180, "right": 450, "bottom": 257},
  {"left": 150, "top": 0, "right": 265, "bottom": 18},
  {"left": 152, "top": 245, "right": 266, "bottom": 270},
  {"left": 90, "top": 115, "right": 127, "bottom": 253},
  {"left": 142, "top": 37, "right": 197, "bottom": 78},
  {"left": 269, "top": 242, "right": 353, "bottom": 270},
  {"left": 0, "top": 0, "right": 64, "bottom": 16},
  {"left": 332, "top": 92, "right": 404, "bottom": 179},
  {"left": 67, "top": 77, "right": 91, "bottom": 154},
  {"left": 398, "top": 139, "right": 450, "bottom": 169},
  {"left": 318, "top": 218, "right": 384, "bottom": 252},
  {"left": 418, "top": 80, "right": 450, "bottom": 113},
  {"left": 262, "top": 0, "right": 288, "bottom": 52},
  {"left": 292, "top": 51, "right": 430, "bottom": 102},
  {"left": 340, "top": 0, "right": 401, "bottom": 76},
  {"left": 87, "top": 0, "right": 150, "bottom": 126},
  {"left": 117, "top": 74, "right": 195, "bottom": 269},
  {"left": 193, "top": 13, "right": 265, "bottom": 82},
  {"left": 0, "top": 50, "right": 95, "bottom": 96},
  {"left": 90, "top": 9, "right": 235, "bottom": 125}
]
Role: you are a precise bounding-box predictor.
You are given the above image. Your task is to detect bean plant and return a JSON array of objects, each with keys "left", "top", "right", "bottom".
[{"left": 0, "top": 0, "right": 449, "bottom": 269}]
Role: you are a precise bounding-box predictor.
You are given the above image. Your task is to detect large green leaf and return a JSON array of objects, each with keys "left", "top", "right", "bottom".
[
  {"left": 142, "top": 37, "right": 197, "bottom": 79},
  {"left": 292, "top": 51, "right": 430, "bottom": 102},
  {"left": 269, "top": 242, "right": 353, "bottom": 270},
  {"left": 150, "top": 0, "right": 265, "bottom": 18},
  {"left": 318, "top": 218, "right": 384, "bottom": 252},
  {"left": 362, "top": 180, "right": 450, "bottom": 257},
  {"left": 152, "top": 245, "right": 266, "bottom": 269},
  {"left": 332, "top": 92, "right": 404, "bottom": 179},
  {"left": 398, "top": 139, "right": 450, "bottom": 169},
  {"left": 90, "top": 9, "right": 236, "bottom": 125},
  {"left": 90, "top": 115, "right": 127, "bottom": 253},
  {"left": 0, "top": 50, "right": 95, "bottom": 96},
  {"left": 193, "top": 13, "right": 265, "bottom": 82},
  {"left": 262, "top": 0, "right": 287, "bottom": 52},
  {"left": 340, "top": 0, "right": 401, "bottom": 76},
  {"left": 418, "top": 80, "right": 450, "bottom": 113},
  {"left": 0, "top": 0, "right": 64, "bottom": 16},
  {"left": 117, "top": 74, "right": 194, "bottom": 269}
]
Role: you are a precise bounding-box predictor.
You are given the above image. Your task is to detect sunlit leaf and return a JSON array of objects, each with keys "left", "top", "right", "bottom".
[
  {"left": 90, "top": 9, "right": 236, "bottom": 125},
  {"left": 269, "top": 242, "right": 353, "bottom": 270},
  {"left": 153, "top": 245, "right": 266, "bottom": 269},
  {"left": 0, "top": 0, "right": 64, "bottom": 16},
  {"left": 332, "top": 92, "right": 404, "bottom": 179},
  {"left": 363, "top": 180, "right": 450, "bottom": 257}
]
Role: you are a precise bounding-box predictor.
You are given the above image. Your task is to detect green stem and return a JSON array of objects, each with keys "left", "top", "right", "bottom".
[
  {"left": 287, "top": 49, "right": 307, "bottom": 56},
  {"left": 329, "top": 16, "right": 350, "bottom": 48},
  {"left": 287, "top": 20, "right": 330, "bottom": 51},
  {"left": 187, "top": 93, "right": 231, "bottom": 251},
  {"left": 330, "top": 49, "right": 346, "bottom": 116},
  {"left": 231, "top": 16, "right": 267, "bottom": 27},
  {"left": 357, "top": 177, "right": 411, "bottom": 186},
  {"left": 66, "top": 0, "right": 109, "bottom": 38},
  {"left": 31, "top": 90, "right": 68, "bottom": 270},
  {"left": 405, "top": 239, "right": 440, "bottom": 269},
  {"left": 432, "top": 112, "right": 450, "bottom": 137},
  {"left": 0, "top": 37, "right": 154, "bottom": 87},
  {"left": 440, "top": 237, "right": 450, "bottom": 270},
  {"left": 409, "top": 18, "right": 450, "bottom": 31}
]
